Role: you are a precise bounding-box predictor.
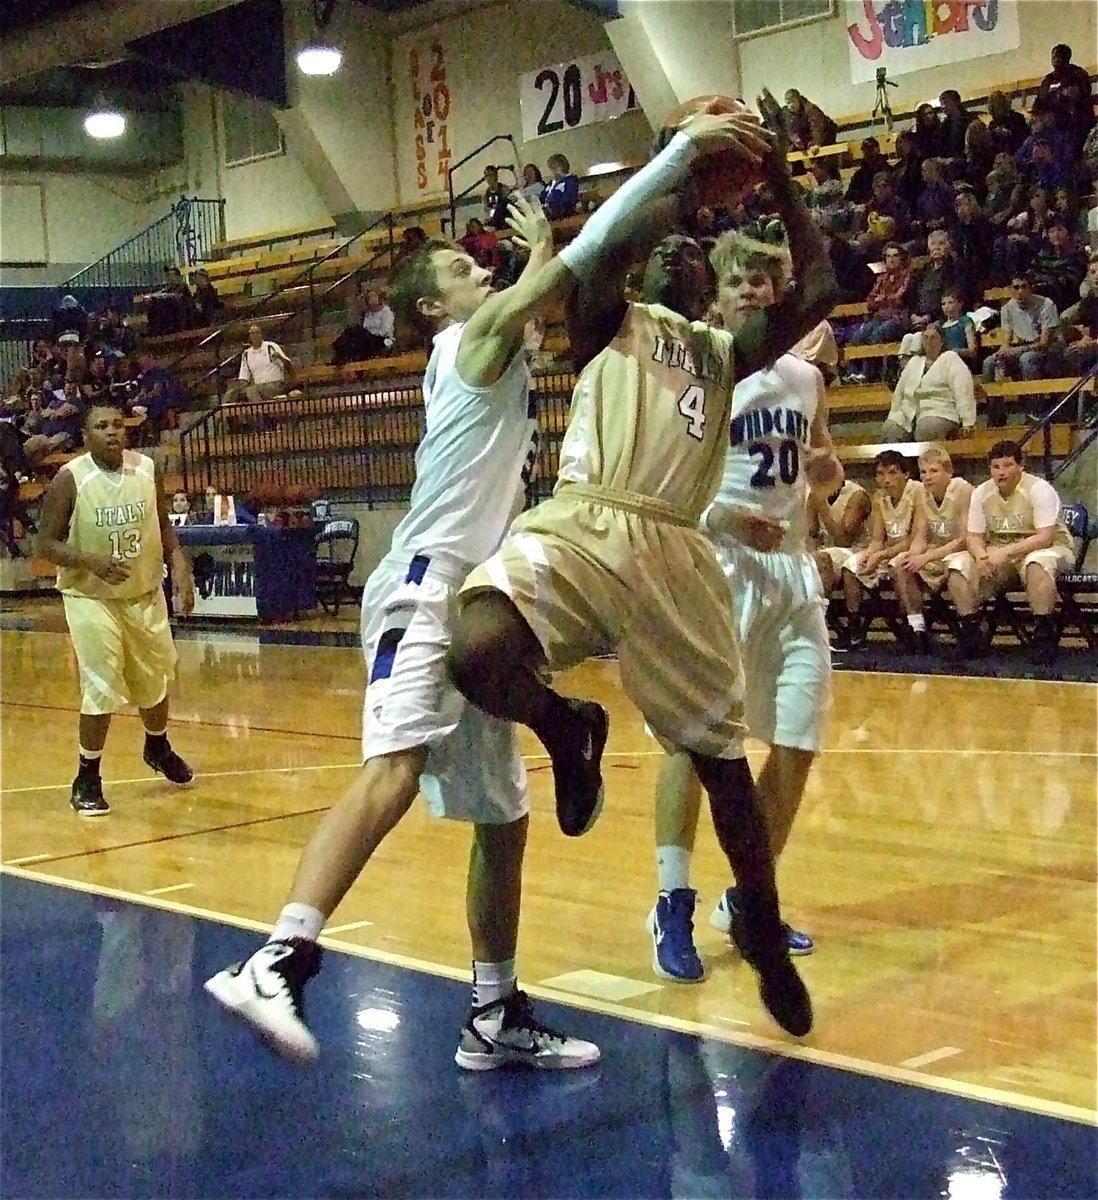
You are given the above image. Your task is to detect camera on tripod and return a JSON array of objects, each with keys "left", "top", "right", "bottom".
[{"left": 872, "top": 64, "right": 899, "bottom": 129}]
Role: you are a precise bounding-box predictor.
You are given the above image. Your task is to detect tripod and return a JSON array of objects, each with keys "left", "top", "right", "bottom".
[{"left": 872, "top": 71, "right": 899, "bottom": 130}]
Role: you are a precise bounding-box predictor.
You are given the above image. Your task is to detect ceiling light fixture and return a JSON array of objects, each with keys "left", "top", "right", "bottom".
[
  {"left": 297, "top": 0, "right": 341, "bottom": 75},
  {"left": 84, "top": 106, "right": 126, "bottom": 138},
  {"left": 296, "top": 44, "right": 342, "bottom": 75}
]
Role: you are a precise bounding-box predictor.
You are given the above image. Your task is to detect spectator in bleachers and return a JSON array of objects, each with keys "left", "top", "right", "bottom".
[
  {"left": 50, "top": 294, "right": 88, "bottom": 346},
  {"left": 857, "top": 172, "right": 911, "bottom": 256},
  {"left": 939, "top": 288, "right": 980, "bottom": 367},
  {"left": 892, "top": 132, "right": 926, "bottom": 210},
  {"left": 518, "top": 163, "right": 545, "bottom": 204},
  {"left": 142, "top": 265, "right": 191, "bottom": 336},
  {"left": 780, "top": 88, "right": 838, "bottom": 150},
  {"left": 892, "top": 445, "right": 973, "bottom": 653},
  {"left": 93, "top": 304, "right": 138, "bottom": 359},
  {"left": 1061, "top": 252, "right": 1098, "bottom": 375},
  {"left": 80, "top": 353, "right": 111, "bottom": 406},
  {"left": 1016, "top": 113, "right": 1072, "bottom": 191},
  {"left": 541, "top": 154, "right": 579, "bottom": 220},
  {"left": 987, "top": 90, "right": 1030, "bottom": 158},
  {"left": 132, "top": 355, "right": 187, "bottom": 432},
  {"left": 1038, "top": 44, "right": 1096, "bottom": 131},
  {"left": 190, "top": 268, "right": 223, "bottom": 329},
  {"left": 1081, "top": 123, "right": 1098, "bottom": 192},
  {"left": 845, "top": 241, "right": 913, "bottom": 350},
  {"left": 458, "top": 218, "right": 500, "bottom": 271},
  {"left": 984, "top": 152, "right": 1023, "bottom": 228},
  {"left": 911, "top": 103, "right": 946, "bottom": 163},
  {"left": 393, "top": 226, "right": 427, "bottom": 268},
  {"left": 882, "top": 322, "right": 976, "bottom": 442},
  {"left": 1030, "top": 218, "right": 1088, "bottom": 310},
  {"left": 37, "top": 378, "right": 84, "bottom": 453},
  {"left": 950, "top": 188, "right": 996, "bottom": 291},
  {"left": 982, "top": 274, "right": 1063, "bottom": 383},
  {"left": 911, "top": 229, "right": 968, "bottom": 328},
  {"left": 168, "top": 492, "right": 192, "bottom": 527},
  {"left": 836, "top": 450, "right": 920, "bottom": 650},
  {"left": 803, "top": 158, "right": 846, "bottom": 213},
  {"left": 810, "top": 478, "right": 872, "bottom": 597},
  {"left": 962, "top": 118, "right": 996, "bottom": 194},
  {"left": 818, "top": 217, "right": 874, "bottom": 302},
  {"left": 938, "top": 90, "right": 976, "bottom": 162},
  {"left": 845, "top": 137, "right": 889, "bottom": 204},
  {"left": 951, "top": 438, "right": 1075, "bottom": 663},
  {"left": 229, "top": 323, "right": 296, "bottom": 404},
  {"left": 912, "top": 157, "right": 956, "bottom": 239},
  {"left": 999, "top": 184, "right": 1056, "bottom": 277},
  {"left": 332, "top": 285, "right": 395, "bottom": 365},
  {"left": 482, "top": 165, "right": 512, "bottom": 231}
]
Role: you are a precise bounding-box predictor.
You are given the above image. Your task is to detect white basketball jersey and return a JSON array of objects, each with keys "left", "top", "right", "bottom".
[
  {"left": 707, "top": 353, "right": 820, "bottom": 552},
  {"left": 388, "top": 322, "right": 538, "bottom": 570}
]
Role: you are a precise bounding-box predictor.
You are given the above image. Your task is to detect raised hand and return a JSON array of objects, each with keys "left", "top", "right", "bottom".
[
  {"left": 756, "top": 87, "right": 791, "bottom": 173},
  {"left": 675, "top": 106, "right": 772, "bottom": 166},
  {"left": 505, "top": 191, "right": 552, "bottom": 254}
]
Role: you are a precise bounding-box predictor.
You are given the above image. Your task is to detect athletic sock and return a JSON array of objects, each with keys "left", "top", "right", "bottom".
[
  {"left": 655, "top": 845, "right": 692, "bottom": 894},
  {"left": 77, "top": 747, "right": 102, "bottom": 776},
  {"left": 270, "top": 903, "right": 326, "bottom": 944},
  {"left": 472, "top": 959, "right": 516, "bottom": 1009},
  {"left": 907, "top": 613, "right": 926, "bottom": 632},
  {"left": 144, "top": 729, "right": 168, "bottom": 755}
]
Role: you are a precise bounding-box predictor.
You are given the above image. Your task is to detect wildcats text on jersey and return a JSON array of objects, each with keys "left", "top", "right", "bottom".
[
  {"left": 94, "top": 501, "right": 148, "bottom": 527},
  {"left": 650, "top": 335, "right": 725, "bottom": 384},
  {"left": 730, "top": 407, "right": 811, "bottom": 448}
]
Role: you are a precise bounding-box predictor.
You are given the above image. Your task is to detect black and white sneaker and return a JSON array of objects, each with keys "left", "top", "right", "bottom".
[
  {"left": 70, "top": 772, "right": 109, "bottom": 816},
  {"left": 204, "top": 938, "right": 322, "bottom": 1064},
  {"left": 726, "top": 905, "right": 813, "bottom": 1038},
  {"left": 455, "top": 989, "right": 600, "bottom": 1070},
  {"left": 548, "top": 698, "right": 609, "bottom": 837},
  {"left": 144, "top": 740, "right": 194, "bottom": 786}
]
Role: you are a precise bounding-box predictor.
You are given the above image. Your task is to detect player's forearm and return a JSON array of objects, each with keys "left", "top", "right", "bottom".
[
  {"left": 34, "top": 536, "right": 93, "bottom": 570},
  {"left": 768, "top": 168, "right": 839, "bottom": 322},
  {"left": 967, "top": 532, "right": 988, "bottom": 560},
  {"left": 1002, "top": 528, "right": 1054, "bottom": 561},
  {"left": 922, "top": 535, "right": 964, "bottom": 562}
]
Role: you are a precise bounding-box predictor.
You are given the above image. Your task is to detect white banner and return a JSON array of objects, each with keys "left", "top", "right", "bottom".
[
  {"left": 845, "top": 0, "right": 1020, "bottom": 85},
  {"left": 520, "top": 51, "right": 638, "bottom": 142}
]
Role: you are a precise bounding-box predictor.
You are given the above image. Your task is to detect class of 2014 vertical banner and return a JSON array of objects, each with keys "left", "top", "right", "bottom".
[{"left": 409, "top": 40, "right": 452, "bottom": 193}]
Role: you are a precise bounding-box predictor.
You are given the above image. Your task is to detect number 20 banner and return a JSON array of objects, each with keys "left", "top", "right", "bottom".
[{"left": 520, "top": 51, "right": 638, "bottom": 142}]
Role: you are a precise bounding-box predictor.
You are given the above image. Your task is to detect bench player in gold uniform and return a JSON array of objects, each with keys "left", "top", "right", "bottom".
[
  {"left": 35, "top": 400, "right": 195, "bottom": 815},
  {"left": 448, "top": 94, "right": 838, "bottom": 1036}
]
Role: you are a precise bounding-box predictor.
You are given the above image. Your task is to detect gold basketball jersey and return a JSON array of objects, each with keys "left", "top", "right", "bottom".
[
  {"left": 876, "top": 478, "right": 919, "bottom": 546},
  {"left": 979, "top": 472, "right": 1073, "bottom": 554},
  {"left": 556, "top": 302, "right": 735, "bottom": 520},
  {"left": 920, "top": 476, "right": 972, "bottom": 547},
  {"left": 823, "top": 480, "right": 870, "bottom": 549},
  {"left": 57, "top": 450, "right": 165, "bottom": 600}
]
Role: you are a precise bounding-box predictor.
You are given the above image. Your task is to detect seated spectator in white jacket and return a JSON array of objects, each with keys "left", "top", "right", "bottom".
[
  {"left": 229, "top": 324, "right": 296, "bottom": 403},
  {"left": 881, "top": 323, "right": 976, "bottom": 442}
]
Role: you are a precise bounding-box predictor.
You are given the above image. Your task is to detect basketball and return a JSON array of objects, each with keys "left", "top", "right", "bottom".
[{"left": 661, "top": 94, "right": 765, "bottom": 208}]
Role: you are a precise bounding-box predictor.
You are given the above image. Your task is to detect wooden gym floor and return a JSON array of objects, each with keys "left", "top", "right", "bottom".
[{"left": 1, "top": 622, "right": 1095, "bottom": 1126}]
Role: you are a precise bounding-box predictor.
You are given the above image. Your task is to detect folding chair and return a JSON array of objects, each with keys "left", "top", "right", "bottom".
[{"left": 315, "top": 519, "right": 359, "bottom": 616}]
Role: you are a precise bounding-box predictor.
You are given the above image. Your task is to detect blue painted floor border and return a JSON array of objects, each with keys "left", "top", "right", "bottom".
[{"left": 1, "top": 874, "right": 1094, "bottom": 1200}]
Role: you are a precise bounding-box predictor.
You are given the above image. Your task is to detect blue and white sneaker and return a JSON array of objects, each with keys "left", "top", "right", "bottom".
[
  {"left": 710, "top": 887, "right": 814, "bottom": 956},
  {"left": 647, "top": 889, "right": 706, "bottom": 982}
]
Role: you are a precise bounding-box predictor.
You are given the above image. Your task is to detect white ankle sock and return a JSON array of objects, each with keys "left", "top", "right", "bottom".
[
  {"left": 656, "top": 845, "right": 692, "bottom": 894},
  {"left": 270, "top": 903, "right": 326, "bottom": 944},
  {"left": 472, "top": 959, "right": 516, "bottom": 1008},
  {"left": 907, "top": 613, "right": 926, "bottom": 632}
]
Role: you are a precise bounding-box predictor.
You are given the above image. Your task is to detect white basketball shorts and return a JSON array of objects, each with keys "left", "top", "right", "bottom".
[
  {"left": 712, "top": 539, "right": 832, "bottom": 753},
  {"left": 360, "top": 553, "right": 526, "bottom": 825}
]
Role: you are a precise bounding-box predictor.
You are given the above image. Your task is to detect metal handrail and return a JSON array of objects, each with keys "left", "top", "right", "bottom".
[
  {"left": 1019, "top": 363, "right": 1098, "bottom": 480},
  {"left": 446, "top": 134, "right": 518, "bottom": 236},
  {"left": 63, "top": 197, "right": 226, "bottom": 292},
  {"left": 165, "top": 212, "right": 396, "bottom": 395}
]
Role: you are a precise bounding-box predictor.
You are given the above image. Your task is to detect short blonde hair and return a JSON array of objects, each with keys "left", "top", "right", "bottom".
[
  {"left": 918, "top": 445, "right": 954, "bottom": 471},
  {"left": 709, "top": 231, "right": 791, "bottom": 293}
]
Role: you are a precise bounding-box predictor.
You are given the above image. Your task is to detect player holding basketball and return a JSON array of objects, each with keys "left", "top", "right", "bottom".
[
  {"left": 447, "top": 92, "right": 838, "bottom": 1035},
  {"left": 204, "top": 106, "right": 772, "bottom": 1066},
  {"left": 645, "top": 231, "right": 844, "bottom": 983},
  {"left": 34, "top": 400, "right": 195, "bottom": 816}
]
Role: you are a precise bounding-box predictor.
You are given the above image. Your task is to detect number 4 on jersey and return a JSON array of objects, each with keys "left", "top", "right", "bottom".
[{"left": 678, "top": 385, "right": 706, "bottom": 440}]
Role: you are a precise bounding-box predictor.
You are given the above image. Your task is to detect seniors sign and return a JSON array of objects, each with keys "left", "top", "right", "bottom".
[
  {"left": 520, "top": 51, "right": 638, "bottom": 142},
  {"left": 845, "top": 0, "right": 1020, "bottom": 84}
]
